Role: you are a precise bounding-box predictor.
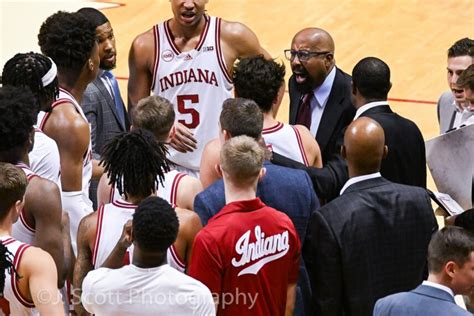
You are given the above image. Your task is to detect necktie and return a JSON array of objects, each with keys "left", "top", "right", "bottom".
[
  {"left": 295, "top": 92, "right": 312, "bottom": 130},
  {"left": 103, "top": 71, "right": 126, "bottom": 127}
]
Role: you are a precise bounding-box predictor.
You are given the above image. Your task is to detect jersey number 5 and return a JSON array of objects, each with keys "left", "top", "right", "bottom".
[{"left": 177, "top": 95, "right": 200, "bottom": 129}]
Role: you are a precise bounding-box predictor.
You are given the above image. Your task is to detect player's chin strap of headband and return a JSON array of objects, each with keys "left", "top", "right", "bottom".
[{"left": 41, "top": 58, "right": 57, "bottom": 87}]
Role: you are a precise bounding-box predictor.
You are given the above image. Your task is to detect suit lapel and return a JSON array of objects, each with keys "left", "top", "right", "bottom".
[
  {"left": 315, "top": 68, "right": 349, "bottom": 152},
  {"left": 94, "top": 77, "right": 126, "bottom": 131}
]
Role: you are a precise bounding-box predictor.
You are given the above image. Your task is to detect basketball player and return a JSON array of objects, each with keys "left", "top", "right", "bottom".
[
  {"left": 0, "top": 162, "right": 64, "bottom": 315},
  {"left": 37, "top": 11, "right": 100, "bottom": 254},
  {"left": 97, "top": 96, "right": 202, "bottom": 210},
  {"left": 2, "top": 52, "right": 61, "bottom": 188},
  {"left": 74, "top": 129, "right": 201, "bottom": 315},
  {"left": 200, "top": 56, "right": 323, "bottom": 188},
  {"left": 128, "top": 0, "right": 270, "bottom": 176},
  {"left": 0, "top": 86, "right": 67, "bottom": 289},
  {"left": 189, "top": 136, "right": 300, "bottom": 315},
  {"left": 81, "top": 197, "right": 215, "bottom": 315}
]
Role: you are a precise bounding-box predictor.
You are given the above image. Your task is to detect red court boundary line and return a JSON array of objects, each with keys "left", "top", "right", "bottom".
[{"left": 115, "top": 76, "right": 437, "bottom": 105}]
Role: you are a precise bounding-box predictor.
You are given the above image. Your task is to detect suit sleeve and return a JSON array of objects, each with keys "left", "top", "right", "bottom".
[
  {"left": 188, "top": 230, "right": 223, "bottom": 297},
  {"left": 193, "top": 193, "right": 211, "bottom": 226},
  {"left": 308, "top": 210, "right": 343, "bottom": 316},
  {"left": 81, "top": 90, "right": 99, "bottom": 158}
]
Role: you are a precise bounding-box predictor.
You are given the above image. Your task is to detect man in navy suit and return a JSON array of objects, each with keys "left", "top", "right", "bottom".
[
  {"left": 194, "top": 98, "right": 319, "bottom": 316},
  {"left": 306, "top": 117, "right": 437, "bottom": 316},
  {"left": 78, "top": 8, "right": 130, "bottom": 208},
  {"left": 374, "top": 226, "right": 474, "bottom": 316}
]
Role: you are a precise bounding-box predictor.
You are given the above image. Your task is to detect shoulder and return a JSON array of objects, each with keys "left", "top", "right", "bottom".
[
  {"left": 438, "top": 90, "right": 454, "bottom": 105},
  {"left": 131, "top": 28, "right": 155, "bottom": 50},
  {"left": 21, "top": 245, "right": 56, "bottom": 273},
  {"left": 219, "top": 19, "right": 254, "bottom": 42},
  {"left": 374, "top": 291, "right": 414, "bottom": 311},
  {"left": 175, "top": 207, "right": 201, "bottom": 227}
]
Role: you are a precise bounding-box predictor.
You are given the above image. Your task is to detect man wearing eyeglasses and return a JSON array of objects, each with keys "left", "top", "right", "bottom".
[{"left": 285, "top": 28, "right": 355, "bottom": 163}]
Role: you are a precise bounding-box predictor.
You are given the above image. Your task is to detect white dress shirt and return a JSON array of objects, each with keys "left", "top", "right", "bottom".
[
  {"left": 340, "top": 172, "right": 382, "bottom": 195},
  {"left": 354, "top": 101, "right": 389, "bottom": 120},
  {"left": 309, "top": 66, "right": 337, "bottom": 136}
]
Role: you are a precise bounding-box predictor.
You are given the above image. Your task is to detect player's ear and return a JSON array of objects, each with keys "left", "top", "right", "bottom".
[
  {"left": 258, "top": 167, "right": 266, "bottom": 181},
  {"left": 215, "top": 164, "right": 223, "bottom": 178}
]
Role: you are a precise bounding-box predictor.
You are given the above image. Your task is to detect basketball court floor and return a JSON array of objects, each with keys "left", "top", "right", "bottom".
[{"left": 1, "top": 0, "right": 474, "bottom": 192}]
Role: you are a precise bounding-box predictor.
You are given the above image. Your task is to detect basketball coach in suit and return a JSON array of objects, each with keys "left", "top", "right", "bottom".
[
  {"left": 374, "top": 227, "right": 474, "bottom": 316},
  {"left": 286, "top": 27, "right": 355, "bottom": 163},
  {"left": 79, "top": 8, "right": 130, "bottom": 208},
  {"left": 306, "top": 117, "right": 438, "bottom": 316}
]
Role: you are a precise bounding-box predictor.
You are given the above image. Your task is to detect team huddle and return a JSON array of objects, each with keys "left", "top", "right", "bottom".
[{"left": 0, "top": 1, "right": 473, "bottom": 316}]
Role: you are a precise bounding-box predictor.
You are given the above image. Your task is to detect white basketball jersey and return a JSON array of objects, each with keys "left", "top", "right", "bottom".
[
  {"left": 29, "top": 127, "right": 61, "bottom": 189},
  {"left": 262, "top": 122, "right": 309, "bottom": 166},
  {"left": 151, "top": 16, "right": 233, "bottom": 171},
  {"left": 12, "top": 164, "right": 37, "bottom": 245},
  {"left": 109, "top": 170, "right": 186, "bottom": 207},
  {"left": 37, "top": 88, "right": 93, "bottom": 201},
  {"left": 92, "top": 199, "right": 185, "bottom": 272},
  {"left": 0, "top": 236, "right": 38, "bottom": 316}
]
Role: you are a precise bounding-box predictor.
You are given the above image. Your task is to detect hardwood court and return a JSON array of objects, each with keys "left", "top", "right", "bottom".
[{"left": 2, "top": 0, "right": 474, "bottom": 191}]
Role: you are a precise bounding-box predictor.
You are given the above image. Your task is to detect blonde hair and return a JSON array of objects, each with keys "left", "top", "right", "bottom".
[
  {"left": 133, "top": 96, "right": 175, "bottom": 142},
  {"left": 220, "top": 135, "right": 264, "bottom": 185}
]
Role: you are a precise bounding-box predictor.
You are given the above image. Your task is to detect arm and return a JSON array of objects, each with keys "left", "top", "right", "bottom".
[
  {"left": 101, "top": 220, "right": 132, "bottom": 269},
  {"left": 73, "top": 212, "right": 97, "bottom": 316},
  {"left": 220, "top": 20, "right": 271, "bottom": 71},
  {"left": 176, "top": 175, "right": 203, "bottom": 210},
  {"left": 81, "top": 89, "right": 99, "bottom": 159},
  {"left": 285, "top": 283, "right": 297, "bottom": 316},
  {"left": 97, "top": 173, "right": 113, "bottom": 206},
  {"left": 91, "top": 159, "right": 104, "bottom": 181},
  {"left": 23, "top": 247, "right": 64, "bottom": 316},
  {"left": 26, "top": 177, "right": 65, "bottom": 288},
  {"left": 175, "top": 208, "right": 202, "bottom": 266},
  {"left": 61, "top": 212, "right": 74, "bottom": 282},
  {"left": 43, "top": 104, "right": 90, "bottom": 192},
  {"left": 199, "top": 139, "right": 222, "bottom": 189},
  {"left": 294, "top": 124, "right": 323, "bottom": 168},
  {"left": 127, "top": 30, "right": 155, "bottom": 112}
]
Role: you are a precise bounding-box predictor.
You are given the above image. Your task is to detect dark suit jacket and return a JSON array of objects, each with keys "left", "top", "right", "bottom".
[
  {"left": 81, "top": 75, "right": 130, "bottom": 157},
  {"left": 374, "top": 284, "right": 471, "bottom": 316},
  {"left": 289, "top": 67, "right": 355, "bottom": 162},
  {"left": 359, "top": 105, "right": 426, "bottom": 188},
  {"left": 306, "top": 177, "right": 438, "bottom": 316},
  {"left": 194, "top": 161, "right": 319, "bottom": 316}
]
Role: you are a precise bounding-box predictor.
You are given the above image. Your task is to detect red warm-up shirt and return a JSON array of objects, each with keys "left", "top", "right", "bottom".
[{"left": 189, "top": 198, "right": 301, "bottom": 316}]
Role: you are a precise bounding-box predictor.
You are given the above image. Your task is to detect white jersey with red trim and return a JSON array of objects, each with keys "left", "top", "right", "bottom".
[
  {"left": 12, "top": 164, "right": 38, "bottom": 246},
  {"left": 93, "top": 199, "right": 185, "bottom": 272},
  {"left": 0, "top": 236, "right": 38, "bottom": 316},
  {"left": 262, "top": 122, "right": 310, "bottom": 166},
  {"left": 29, "top": 127, "right": 61, "bottom": 189},
  {"left": 110, "top": 170, "right": 186, "bottom": 207},
  {"left": 151, "top": 16, "right": 233, "bottom": 171},
  {"left": 37, "top": 88, "right": 93, "bottom": 202}
]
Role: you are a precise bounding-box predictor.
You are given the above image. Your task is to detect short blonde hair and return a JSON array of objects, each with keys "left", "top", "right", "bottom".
[
  {"left": 133, "top": 96, "right": 175, "bottom": 142},
  {"left": 220, "top": 135, "right": 264, "bottom": 185},
  {"left": 0, "top": 162, "right": 27, "bottom": 216}
]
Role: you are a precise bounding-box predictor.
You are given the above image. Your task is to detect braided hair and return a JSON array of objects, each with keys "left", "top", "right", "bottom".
[
  {"left": 100, "top": 129, "right": 170, "bottom": 199},
  {"left": 0, "top": 243, "right": 16, "bottom": 297},
  {"left": 2, "top": 52, "right": 59, "bottom": 112}
]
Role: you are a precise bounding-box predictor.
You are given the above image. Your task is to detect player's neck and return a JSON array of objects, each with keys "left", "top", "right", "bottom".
[
  {"left": 170, "top": 16, "right": 206, "bottom": 40},
  {"left": 223, "top": 178, "right": 258, "bottom": 204},
  {"left": 0, "top": 220, "right": 14, "bottom": 237},
  {"left": 132, "top": 248, "right": 167, "bottom": 268},
  {"left": 263, "top": 113, "right": 279, "bottom": 128},
  {"left": 57, "top": 73, "right": 89, "bottom": 104},
  {"left": 124, "top": 193, "right": 149, "bottom": 206}
]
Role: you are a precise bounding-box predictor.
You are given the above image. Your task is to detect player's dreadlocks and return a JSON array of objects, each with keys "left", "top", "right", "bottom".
[
  {"left": 100, "top": 129, "right": 170, "bottom": 199},
  {"left": 2, "top": 52, "right": 59, "bottom": 112}
]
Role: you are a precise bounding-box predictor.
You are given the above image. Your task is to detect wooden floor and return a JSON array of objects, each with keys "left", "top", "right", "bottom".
[{"left": 2, "top": 0, "right": 474, "bottom": 191}]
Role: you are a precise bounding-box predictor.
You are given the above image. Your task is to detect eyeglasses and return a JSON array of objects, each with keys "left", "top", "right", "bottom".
[{"left": 284, "top": 49, "right": 331, "bottom": 62}]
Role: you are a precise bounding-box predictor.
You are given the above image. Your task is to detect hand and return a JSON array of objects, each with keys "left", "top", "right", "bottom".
[
  {"left": 169, "top": 122, "right": 197, "bottom": 153},
  {"left": 119, "top": 220, "right": 133, "bottom": 249}
]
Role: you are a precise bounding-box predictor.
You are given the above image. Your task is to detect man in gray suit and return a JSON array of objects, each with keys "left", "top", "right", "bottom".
[
  {"left": 78, "top": 8, "right": 130, "bottom": 207},
  {"left": 374, "top": 227, "right": 474, "bottom": 316},
  {"left": 437, "top": 38, "right": 473, "bottom": 134}
]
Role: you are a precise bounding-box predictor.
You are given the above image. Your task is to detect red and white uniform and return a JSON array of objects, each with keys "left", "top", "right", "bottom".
[
  {"left": 0, "top": 236, "right": 37, "bottom": 316},
  {"left": 262, "top": 122, "right": 309, "bottom": 166},
  {"left": 29, "top": 127, "right": 61, "bottom": 189},
  {"left": 110, "top": 170, "right": 186, "bottom": 207},
  {"left": 151, "top": 15, "right": 233, "bottom": 172},
  {"left": 12, "top": 164, "right": 38, "bottom": 245},
  {"left": 189, "top": 198, "right": 301, "bottom": 316},
  {"left": 92, "top": 199, "right": 185, "bottom": 272}
]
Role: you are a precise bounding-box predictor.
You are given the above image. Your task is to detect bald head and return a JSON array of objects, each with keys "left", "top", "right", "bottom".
[
  {"left": 342, "top": 117, "right": 387, "bottom": 176},
  {"left": 293, "top": 28, "right": 335, "bottom": 53}
]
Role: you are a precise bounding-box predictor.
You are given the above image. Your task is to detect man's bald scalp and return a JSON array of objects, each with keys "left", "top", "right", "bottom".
[{"left": 293, "top": 27, "right": 335, "bottom": 52}]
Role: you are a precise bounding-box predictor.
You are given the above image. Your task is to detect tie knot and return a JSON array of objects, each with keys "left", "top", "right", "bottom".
[{"left": 103, "top": 71, "right": 114, "bottom": 80}]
